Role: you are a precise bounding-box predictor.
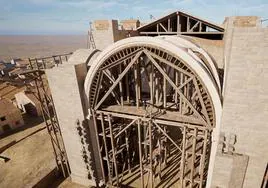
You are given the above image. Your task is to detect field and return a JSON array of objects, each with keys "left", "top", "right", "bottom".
[{"left": 0, "top": 35, "right": 87, "bottom": 61}]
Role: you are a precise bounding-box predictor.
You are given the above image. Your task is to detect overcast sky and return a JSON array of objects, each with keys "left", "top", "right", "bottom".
[{"left": 0, "top": 0, "right": 268, "bottom": 35}]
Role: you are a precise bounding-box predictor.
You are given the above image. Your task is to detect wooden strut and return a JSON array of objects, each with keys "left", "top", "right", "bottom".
[
  {"left": 100, "top": 113, "right": 112, "bottom": 183},
  {"left": 138, "top": 119, "right": 144, "bottom": 188},
  {"left": 180, "top": 126, "right": 186, "bottom": 187},
  {"left": 95, "top": 51, "right": 143, "bottom": 110},
  {"left": 90, "top": 46, "right": 215, "bottom": 187},
  {"left": 149, "top": 120, "right": 154, "bottom": 188},
  {"left": 108, "top": 114, "right": 119, "bottom": 186},
  {"left": 144, "top": 50, "right": 208, "bottom": 125},
  {"left": 199, "top": 130, "right": 208, "bottom": 187}
]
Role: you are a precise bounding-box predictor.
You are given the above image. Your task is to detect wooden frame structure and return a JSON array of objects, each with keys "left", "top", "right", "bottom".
[
  {"left": 138, "top": 11, "right": 224, "bottom": 39},
  {"left": 85, "top": 37, "right": 221, "bottom": 187},
  {"left": 16, "top": 53, "right": 73, "bottom": 177}
]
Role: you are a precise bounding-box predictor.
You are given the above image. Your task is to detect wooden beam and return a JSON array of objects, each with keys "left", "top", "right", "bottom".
[
  {"left": 163, "top": 65, "right": 167, "bottom": 108},
  {"left": 100, "top": 113, "right": 112, "bottom": 183},
  {"left": 119, "top": 64, "right": 124, "bottom": 106},
  {"left": 96, "top": 110, "right": 211, "bottom": 130},
  {"left": 108, "top": 114, "right": 119, "bottom": 185},
  {"left": 168, "top": 18, "right": 171, "bottom": 32},
  {"left": 95, "top": 51, "right": 143, "bottom": 110},
  {"left": 93, "top": 72, "right": 103, "bottom": 107},
  {"left": 193, "top": 78, "right": 212, "bottom": 127},
  {"left": 125, "top": 61, "right": 130, "bottom": 103},
  {"left": 180, "top": 126, "right": 186, "bottom": 186},
  {"left": 199, "top": 130, "right": 208, "bottom": 187},
  {"left": 189, "top": 21, "right": 200, "bottom": 32},
  {"left": 102, "top": 71, "right": 121, "bottom": 106},
  {"left": 149, "top": 120, "right": 154, "bottom": 188},
  {"left": 159, "top": 23, "right": 168, "bottom": 32},
  {"left": 144, "top": 50, "right": 207, "bottom": 125},
  {"left": 138, "top": 119, "right": 144, "bottom": 188},
  {"left": 114, "top": 118, "right": 137, "bottom": 138},
  {"left": 139, "top": 31, "right": 224, "bottom": 35},
  {"left": 153, "top": 121, "right": 182, "bottom": 153},
  {"left": 155, "top": 73, "right": 159, "bottom": 104},
  {"left": 187, "top": 17, "right": 190, "bottom": 32},
  {"left": 175, "top": 71, "right": 179, "bottom": 105},
  {"left": 150, "top": 62, "right": 154, "bottom": 103},
  {"left": 190, "top": 128, "right": 197, "bottom": 186},
  {"left": 100, "top": 48, "right": 142, "bottom": 71},
  {"left": 92, "top": 111, "right": 105, "bottom": 180},
  {"left": 180, "top": 72, "right": 183, "bottom": 114},
  {"left": 134, "top": 63, "right": 139, "bottom": 107},
  {"left": 177, "top": 14, "right": 181, "bottom": 33},
  {"left": 147, "top": 51, "right": 192, "bottom": 77}
]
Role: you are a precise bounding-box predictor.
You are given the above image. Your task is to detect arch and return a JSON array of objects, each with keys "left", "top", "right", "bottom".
[
  {"left": 85, "top": 36, "right": 221, "bottom": 125},
  {"left": 84, "top": 36, "right": 222, "bottom": 187}
]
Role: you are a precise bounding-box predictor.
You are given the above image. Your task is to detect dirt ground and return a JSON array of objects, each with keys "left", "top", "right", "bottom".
[
  {"left": 0, "top": 115, "right": 86, "bottom": 188},
  {"left": 0, "top": 118, "right": 55, "bottom": 187}
]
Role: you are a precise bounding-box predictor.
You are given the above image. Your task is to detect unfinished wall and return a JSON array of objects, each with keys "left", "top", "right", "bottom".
[
  {"left": 46, "top": 61, "right": 96, "bottom": 186},
  {"left": 92, "top": 20, "right": 139, "bottom": 50},
  {"left": 121, "top": 19, "right": 140, "bottom": 30},
  {"left": 92, "top": 20, "right": 117, "bottom": 50},
  {"left": 211, "top": 25, "right": 268, "bottom": 188}
]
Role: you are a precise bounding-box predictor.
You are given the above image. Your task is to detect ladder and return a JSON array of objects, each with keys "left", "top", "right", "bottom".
[{"left": 87, "top": 22, "right": 96, "bottom": 49}]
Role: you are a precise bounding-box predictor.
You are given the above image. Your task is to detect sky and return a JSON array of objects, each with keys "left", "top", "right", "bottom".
[{"left": 0, "top": 0, "right": 268, "bottom": 35}]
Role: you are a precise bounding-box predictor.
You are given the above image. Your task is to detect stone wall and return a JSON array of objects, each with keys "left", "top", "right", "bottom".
[
  {"left": 46, "top": 61, "right": 96, "bottom": 186},
  {"left": 211, "top": 26, "right": 268, "bottom": 188},
  {"left": 92, "top": 20, "right": 139, "bottom": 50}
]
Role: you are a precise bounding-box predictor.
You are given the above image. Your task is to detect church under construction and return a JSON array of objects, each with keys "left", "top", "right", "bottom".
[{"left": 28, "top": 11, "right": 268, "bottom": 188}]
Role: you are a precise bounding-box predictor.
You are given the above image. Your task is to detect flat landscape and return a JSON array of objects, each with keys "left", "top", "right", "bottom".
[{"left": 0, "top": 35, "right": 87, "bottom": 61}]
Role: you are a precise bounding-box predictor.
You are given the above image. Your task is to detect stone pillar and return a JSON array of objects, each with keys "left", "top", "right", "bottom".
[{"left": 46, "top": 60, "right": 98, "bottom": 186}]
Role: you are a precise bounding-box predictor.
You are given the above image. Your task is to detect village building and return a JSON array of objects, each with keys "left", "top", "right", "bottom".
[
  {"left": 15, "top": 91, "right": 42, "bottom": 117},
  {"left": 0, "top": 98, "right": 24, "bottom": 135},
  {"left": 43, "top": 11, "right": 268, "bottom": 188}
]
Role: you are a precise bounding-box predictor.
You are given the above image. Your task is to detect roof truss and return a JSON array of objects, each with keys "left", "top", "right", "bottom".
[{"left": 138, "top": 11, "right": 224, "bottom": 39}]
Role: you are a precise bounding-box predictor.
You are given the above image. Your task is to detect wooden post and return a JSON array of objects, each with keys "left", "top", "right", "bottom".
[
  {"left": 138, "top": 119, "right": 144, "bottom": 188},
  {"left": 150, "top": 63, "right": 154, "bottom": 104},
  {"left": 134, "top": 63, "right": 139, "bottom": 108},
  {"left": 125, "top": 62, "right": 130, "bottom": 104},
  {"left": 108, "top": 114, "right": 119, "bottom": 186},
  {"left": 175, "top": 71, "right": 179, "bottom": 106},
  {"left": 149, "top": 120, "right": 154, "bottom": 188},
  {"left": 190, "top": 128, "right": 197, "bottom": 187},
  {"left": 200, "top": 130, "right": 208, "bottom": 187},
  {"left": 177, "top": 13, "right": 180, "bottom": 34},
  {"left": 187, "top": 17, "right": 190, "bottom": 32},
  {"left": 119, "top": 64, "right": 124, "bottom": 106},
  {"left": 95, "top": 51, "right": 142, "bottom": 110},
  {"left": 100, "top": 113, "right": 112, "bottom": 183},
  {"left": 163, "top": 65, "right": 167, "bottom": 108},
  {"left": 156, "top": 73, "right": 159, "bottom": 104},
  {"left": 168, "top": 18, "right": 171, "bottom": 32},
  {"left": 180, "top": 126, "right": 186, "bottom": 187},
  {"left": 92, "top": 111, "right": 105, "bottom": 180}
]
